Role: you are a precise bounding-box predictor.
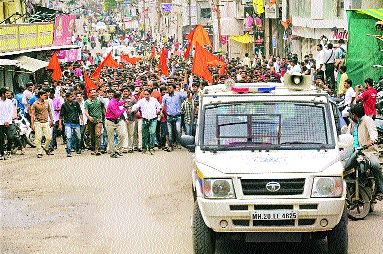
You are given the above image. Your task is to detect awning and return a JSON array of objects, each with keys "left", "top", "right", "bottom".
[
  {"left": 0, "top": 59, "right": 19, "bottom": 66},
  {"left": 357, "top": 8, "right": 383, "bottom": 21},
  {"left": 0, "top": 44, "right": 80, "bottom": 57},
  {"left": 229, "top": 33, "right": 254, "bottom": 44},
  {"left": 14, "top": 56, "right": 48, "bottom": 72}
]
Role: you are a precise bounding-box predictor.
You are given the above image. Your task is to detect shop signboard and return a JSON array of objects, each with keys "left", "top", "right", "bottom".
[
  {"left": 0, "top": 25, "right": 19, "bottom": 52},
  {"left": 162, "top": 3, "right": 173, "bottom": 13},
  {"left": 57, "top": 49, "right": 81, "bottom": 62},
  {"left": 38, "top": 23, "right": 54, "bottom": 47},
  {"left": 19, "top": 24, "right": 38, "bottom": 49}
]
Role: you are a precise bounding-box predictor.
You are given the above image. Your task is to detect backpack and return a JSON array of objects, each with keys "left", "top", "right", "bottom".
[{"left": 339, "top": 47, "right": 346, "bottom": 59}]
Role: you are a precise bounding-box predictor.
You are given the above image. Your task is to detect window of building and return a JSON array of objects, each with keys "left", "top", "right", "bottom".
[{"left": 200, "top": 8, "right": 212, "bottom": 19}]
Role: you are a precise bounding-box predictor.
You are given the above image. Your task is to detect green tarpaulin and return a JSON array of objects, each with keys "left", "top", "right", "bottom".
[{"left": 346, "top": 9, "right": 383, "bottom": 86}]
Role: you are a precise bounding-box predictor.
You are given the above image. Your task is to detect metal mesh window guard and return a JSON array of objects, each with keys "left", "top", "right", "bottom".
[{"left": 202, "top": 102, "right": 333, "bottom": 149}]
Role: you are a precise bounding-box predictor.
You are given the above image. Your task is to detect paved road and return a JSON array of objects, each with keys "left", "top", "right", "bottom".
[{"left": 0, "top": 146, "right": 382, "bottom": 253}]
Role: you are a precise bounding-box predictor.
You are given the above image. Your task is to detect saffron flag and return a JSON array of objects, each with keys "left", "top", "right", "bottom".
[
  {"left": 120, "top": 55, "right": 142, "bottom": 65},
  {"left": 84, "top": 73, "right": 98, "bottom": 97},
  {"left": 158, "top": 48, "right": 169, "bottom": 77},
  {"left": 47, "top": 52, "right": 62, "bottom": 81},
  {"left": 192, "top": 43, "right": 220, "bottom": 83},
  {"left": 91, "top": 52, "right": 121, "bottom": 81},
  {"left": 149, "top": 46, "right": 156, "bottom": 59},
  {"left": 207, "top": 59, "right": 227, "bottom": 75},
  {"left": 184, "top": 24, "right": 213, "bottom": 58}
]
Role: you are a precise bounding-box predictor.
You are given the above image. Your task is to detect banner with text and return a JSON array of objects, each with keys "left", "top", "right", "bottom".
[
  {"left": 0, "top": 23, "right": 54, "bottom": 53},
  {"left": 53, "top": 14, "right": 76, "bottom": 46}
]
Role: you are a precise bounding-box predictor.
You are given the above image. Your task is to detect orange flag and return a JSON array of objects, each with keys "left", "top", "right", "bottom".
[
  {"left": 207, "top": 59, "right": 227, "bottom": 75},
  {"left": 192, "top": 43, "right": 219, "bottom": 83},
  {"left": 157, "top": 48, "right": 169, "bottom": 77},
  {"left": 120, "top": 54, "right": 142, "bottom": 65},
  {"left": 149, "top": 46, "right": 156, "bottom": 59},
  {"left": 102, "top": 52, "right": 121, "bottom": 68},
  {"left": 91, "top": 52, "right": 121, "bottom": 81},
  {"left": 47, "top": 52, "right": 62, "bottom": 81},
  {"left": 84, "top": 73, "right": 98, "bottom": 97},
  {"left": 184, "top": 24, "right": 213, "bottom": 58}
]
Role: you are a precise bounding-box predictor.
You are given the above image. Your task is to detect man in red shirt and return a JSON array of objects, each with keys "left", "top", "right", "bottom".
[{"left": 355, "top": 78, "right": 377, "bottom": 118}]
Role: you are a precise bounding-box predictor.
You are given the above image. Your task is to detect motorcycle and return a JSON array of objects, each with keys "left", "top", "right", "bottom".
[
  {"left": 13, "top": 110, "right": 35, "bottom": 149},
  {"left": 343, "top": 145, "right": 380, "bottom": 220}
]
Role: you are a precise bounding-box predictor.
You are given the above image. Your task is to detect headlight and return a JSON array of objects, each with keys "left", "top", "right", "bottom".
[
  {"left": 311, "top": 177, "right": 343, "bottom": 198},
  {"left": 203, "top": 179, "right": 236, "bottom": 199}
]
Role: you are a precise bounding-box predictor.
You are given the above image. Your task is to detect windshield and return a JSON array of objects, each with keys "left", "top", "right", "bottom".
[{"left": 201, "top": 101, "right": 335, "bottom": 151}]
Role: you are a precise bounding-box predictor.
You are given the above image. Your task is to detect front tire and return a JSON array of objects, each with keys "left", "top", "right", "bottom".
[
  {"left": 327, "top": 205, "right": 348, "bottom": 254},
  {"left": 192, "top": 201, "right": 215, "bottom": 254},
  {"left": 346, "top": 184, "right": 370, "bottom": 220}
]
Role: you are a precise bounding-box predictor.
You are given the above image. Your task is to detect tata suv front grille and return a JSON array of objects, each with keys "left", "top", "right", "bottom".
[{"left": 241, "top": 178, "right": 305, "bottom": 195}]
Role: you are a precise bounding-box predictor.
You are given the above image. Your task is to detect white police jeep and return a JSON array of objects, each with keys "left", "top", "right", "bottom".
[{"left": 181, "top": 78, "right": 352, "bottom": 254}]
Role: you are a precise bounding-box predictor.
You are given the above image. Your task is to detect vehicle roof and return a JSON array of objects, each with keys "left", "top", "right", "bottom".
[{"left": 201, "top": 83, "right": 330, "bottom": 104}]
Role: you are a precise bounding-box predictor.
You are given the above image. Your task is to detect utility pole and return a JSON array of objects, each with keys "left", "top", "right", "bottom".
[{"left": 213, "top": 0, "right": 222, "bottom": 51}]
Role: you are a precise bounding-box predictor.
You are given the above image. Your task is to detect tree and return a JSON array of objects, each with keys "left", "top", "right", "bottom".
[{"left": 103, "top": 0, "right": 117, "bottom": 11}]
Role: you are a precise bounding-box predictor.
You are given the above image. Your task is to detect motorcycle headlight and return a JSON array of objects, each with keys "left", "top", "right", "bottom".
[
  {"left": 311, "top": 177, "right": 343, "bottom": 198},
  {"left": 203, "top": 179, "right": 236, "bottom": 199}
]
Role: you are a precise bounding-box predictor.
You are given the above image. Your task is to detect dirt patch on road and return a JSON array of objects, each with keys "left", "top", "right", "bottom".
[{"left": 0, "top": 153, "right": 104, "bottom": 254}]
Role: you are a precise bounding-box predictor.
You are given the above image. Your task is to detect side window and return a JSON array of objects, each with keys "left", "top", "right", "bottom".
[{"left": 331, "top": 102, "right": 341, "bottom": 135}]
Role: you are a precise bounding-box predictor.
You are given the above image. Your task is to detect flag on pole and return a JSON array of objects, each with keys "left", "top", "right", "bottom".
[
  {"left": 84, "top": 73, "right": 98, "bottom": 97},
  {"left": 120, "top": 55, "right": 142, "bottom": 65},
  {"left": 91, "top": 52, "right": 121, "bottom": 81},
  {"left": 47, "top": 52, "right": 62, "bottom": 81},
  {"left": 192, "top": 43, "right": 220, "bottom": 83},
  {"left": 184, "top": 24, "right": 213, "bottom": 58}
]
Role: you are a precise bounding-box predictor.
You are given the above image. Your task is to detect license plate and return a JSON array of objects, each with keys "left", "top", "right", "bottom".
[{"left": 250, "top": 210, "right": 298, "bottom": 220}]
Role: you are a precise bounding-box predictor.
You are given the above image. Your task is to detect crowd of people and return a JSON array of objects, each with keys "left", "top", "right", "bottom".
[{"left": 0, "top": 11, "right": 381, "bottom": 165}]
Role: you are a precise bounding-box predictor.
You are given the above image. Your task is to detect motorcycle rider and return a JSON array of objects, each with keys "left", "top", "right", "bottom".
[{"left": 347, "top": 103, "right": 383, "bottom": 200}]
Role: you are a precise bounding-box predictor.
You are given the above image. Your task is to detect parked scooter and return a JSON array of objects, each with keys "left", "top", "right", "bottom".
[{"left": 13, "top": 110, "right": 35, "bottom": 148}]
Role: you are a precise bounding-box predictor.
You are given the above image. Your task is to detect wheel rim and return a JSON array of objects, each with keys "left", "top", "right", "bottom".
[{"left": 346, "top": 185, "right": 370, "bottom": 219}]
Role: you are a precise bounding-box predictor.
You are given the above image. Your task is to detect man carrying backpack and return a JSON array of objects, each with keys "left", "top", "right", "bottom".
[{"left": 335, "top": 39, "right": 346, "bottom": 70}]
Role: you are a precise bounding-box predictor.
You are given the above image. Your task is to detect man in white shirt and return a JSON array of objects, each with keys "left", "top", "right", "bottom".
[
  {"left": 287, "top": 59, "right": 301, "bottom": 74},
  {"left": 22, "top": 82, "right": 34, "bottom": 121},
  {"left": 315, "top": 44, "right": 325, "bottom": 82},
  {"left": 0, "top": 88, "right": 17, "bottom": 159},
  {"left": 130, "top": 88, "right": 161, "bottom": 154},
  {"left": 342, "top": 79, "right": 356, "bottom": 120},
  {"left": 243, "top": 53, "right": 251, "bottom": 67}
]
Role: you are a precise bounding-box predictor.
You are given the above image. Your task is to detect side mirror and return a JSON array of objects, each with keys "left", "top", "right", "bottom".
[
  {"left": 180, "top": 135, "right": 195, "bottom": 152},
  {"left": 338, "top": 134, "right": 353, "bottom": 149}
]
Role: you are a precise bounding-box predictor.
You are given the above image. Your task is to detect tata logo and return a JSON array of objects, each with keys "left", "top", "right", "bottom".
[{"left": 266, "top": 182, "right": 281, "bottom": 192}]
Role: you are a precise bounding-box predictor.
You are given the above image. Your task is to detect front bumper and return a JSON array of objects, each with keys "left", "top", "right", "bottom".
[{"left": 197, "top": 198, "right": 345, "bottom": 233}]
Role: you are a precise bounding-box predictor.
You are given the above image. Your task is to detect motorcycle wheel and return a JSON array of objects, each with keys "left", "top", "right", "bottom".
[
  {"left": 26, "top": 132, "right": 36, "bottom": 148},
  {"left": 346, "top": 184, "right": 371, "bottom": 220}
]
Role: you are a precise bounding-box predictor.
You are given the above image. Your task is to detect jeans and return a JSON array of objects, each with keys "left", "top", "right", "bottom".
[
  {"left": 35, "top": 122, "right": 52, "bottom": 155},
  {"left": 65, "top": 123, "right": 81, "bottom": 155},
  {"left": 369, "top": 155, "right": 383, "bottom": 193},
  {"left": 167, "top": 115, "right": 181, "bottom": 147},
  {"left": 0, "top": 125, "right": 15, "bottom": 156},
  {"left": 142, "top": 118, "right": 157, "bottom": 150}
]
